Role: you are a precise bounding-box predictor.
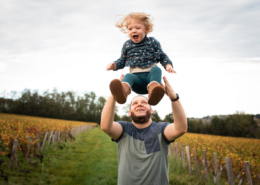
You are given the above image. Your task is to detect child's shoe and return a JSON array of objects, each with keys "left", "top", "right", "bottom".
[
  {"left": 110, "top": 79, "right": 131, "bottom": 104},
  {"left": 147, "top": 81, "right": 165, "bottom": 105}
]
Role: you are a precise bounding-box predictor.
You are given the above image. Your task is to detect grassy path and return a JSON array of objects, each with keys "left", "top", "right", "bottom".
[
  {"left": 46, "top": 127, "right": 118, "bottom": 185},
  {"left": 52, "top": 128, "right": 217, "bottom": 185}
]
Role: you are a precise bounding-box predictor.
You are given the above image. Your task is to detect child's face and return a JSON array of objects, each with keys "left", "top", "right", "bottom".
[{"left": 127, "top": 18, "right": 148, "bottom": 43}]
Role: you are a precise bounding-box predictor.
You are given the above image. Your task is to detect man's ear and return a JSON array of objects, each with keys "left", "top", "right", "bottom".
[
  {"left": 151, "top": 108, "right": 153, "bottom": 115},
  {"left": 128, "top": 110, "right": 131, "bottom": 117}
]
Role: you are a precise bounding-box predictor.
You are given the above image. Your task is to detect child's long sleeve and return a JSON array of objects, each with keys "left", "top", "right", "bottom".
[
  {"left": 152, "top": 38, "right": 173, "bottom": 70},
  {"left": 114, "top": 42, "right": 128, "bottom": 71},
  {"left": 113, "top": 37, "right": 173, "bottom": 71}
]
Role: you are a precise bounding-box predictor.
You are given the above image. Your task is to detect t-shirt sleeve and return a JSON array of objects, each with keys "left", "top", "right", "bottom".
[
  {"left": 161, "top": 122, "right": 175, "bottom": 144},
  {"left": 111, "top": 121, "right": 126, "bottom": 143}
]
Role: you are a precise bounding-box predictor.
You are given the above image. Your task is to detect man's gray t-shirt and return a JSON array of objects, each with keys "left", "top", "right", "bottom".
[{"left": 113, "top": 121, "right": 174, "bottom": 185}]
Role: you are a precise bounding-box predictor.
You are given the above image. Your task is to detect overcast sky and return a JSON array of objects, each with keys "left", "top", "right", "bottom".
[{"left": 1, "top": 0, "right": 260, "bottom": 119}]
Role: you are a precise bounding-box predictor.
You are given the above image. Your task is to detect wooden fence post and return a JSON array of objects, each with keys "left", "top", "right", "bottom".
[
  {"left": 40, "top": 132, "right": 48, "bottom": 154},
  {"left": 202, "top": 150, "right": 209, "bottom": 181},
  {"left": 180, "top": 144, "right": 186, "bottom": 170},
  {"left": 244, "top": 161, "right": 253, "bottom": 185},
  {"left": 225, "top": 157, "right": 235, "bottom": 185},
  {"left": 185, "top": 146, "right": 192, "bottom": 175},
  {"left": 27, "top": 136, "right": 32, "bottom": 158},
  {"left": 57, "top": 130, "right": 60, "bottom": 142},
  {"left": 48, "top": 130, "right": 53, "bottom": 144},
  {"left": 214, "top": 153, "right": 220, "bottom": 185},
  {"left": 52, "top": 131, "right": 56, "bottom": 148},
  {"left": 64, "top": 129, "right": 68, "bottom": 142},
  {"left": 70, "top": 127, "right": 75, "bottom": 137},
  {"left": 193, "top": 148, "right": 200, "bottom": 177},
  {"left": 9, "top": 139, "right": 18, "bottom": 170},
  {"left": 79, "top": 126, "right": 82, "bottom": 133},
  {"left": 175, "top": 142, "right": 178, "bottom": 159},
  {"left": 76, "top": 127, "right": 78, "bottom": 134}
]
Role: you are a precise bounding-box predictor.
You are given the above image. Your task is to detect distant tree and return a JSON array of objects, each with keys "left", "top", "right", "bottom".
[
  {"left": 209, "top": 116, "right": 227, "bottom": 136},
  {"left": 152, "top": 110, "right": 161, "bottom": 122},
  {"left": 163, "top": 113, "right": 174, "bottom": 123},
  {"left": 187, "top": 119, "right": 203, "bottom": 133},
  {"left": 123, "top": 103, "right": 130, "bottom": 114},
  {"left": 120, "top": 115, "right": 132, "bottom": 122},
  {"left": 114, "top": 113, "right": 121, "bottom": 122},
  {"left": 225, "top": 112, "right": 259, "bottom": 138},
  {"left": 95, "top": 96, "right": 106, "bottom": 124}
]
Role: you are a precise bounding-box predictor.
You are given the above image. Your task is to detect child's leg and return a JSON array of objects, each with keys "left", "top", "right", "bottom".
[
  {"left": 146, "top": 66, "right": 164, "bottom": 105},
  {"left": 121, "top": 73, "right": 137, "bottom": 88},
  {"left": 146, "top": 66, "right": 162, "bottom": 85},
  {"left": 122, "top": 73, "right": 148, "bottom": 94}
]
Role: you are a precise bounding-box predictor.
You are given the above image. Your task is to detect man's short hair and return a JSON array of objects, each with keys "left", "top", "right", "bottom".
[{"left": 129, "top": 95, "right": 151, "bottom": 109}]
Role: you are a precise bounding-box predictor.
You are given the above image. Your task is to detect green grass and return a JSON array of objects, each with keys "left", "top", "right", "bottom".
[
  {"left": 1, "top": 127, "right": 225, "bottom": 185},
  {"left": 0, "top": 127, "right": 118, "bottom": 185},
  {"left": 168, "top": 156, "right": 226, "bottom": 185}
]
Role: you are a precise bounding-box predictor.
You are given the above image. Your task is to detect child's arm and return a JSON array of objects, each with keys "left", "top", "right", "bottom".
[
  {"left": 152, "top": 38, "right": 175, "bottom": 73},
  {"left": 109, "top": 41, "right": 129, "bottom": 71},
  {"left": 106, "top": 62, "right": 117, "bottom": 71},
  {"left": 165, "top": 64, "right": 177, "bottom": 74}
]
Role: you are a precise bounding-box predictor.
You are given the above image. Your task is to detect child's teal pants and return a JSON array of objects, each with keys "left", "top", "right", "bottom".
[{"left": 122, "top": 66, "right": 162, "bottom": 94}]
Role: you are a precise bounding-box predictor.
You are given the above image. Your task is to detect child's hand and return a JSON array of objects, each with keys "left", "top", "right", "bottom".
[
  {"left": 166, "top": 64, "right": 176, "bottom": 74},
  {"left": 106, "top": 62, "right": 117, "bottom": 71}
]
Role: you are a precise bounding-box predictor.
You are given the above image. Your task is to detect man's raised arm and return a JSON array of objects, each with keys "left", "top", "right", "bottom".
[
  {"left": 100, "top": 76, "right": 124, "bottom": 141},
  {"left": 162, "top": 76, "right": 188, "bottom": 141}
]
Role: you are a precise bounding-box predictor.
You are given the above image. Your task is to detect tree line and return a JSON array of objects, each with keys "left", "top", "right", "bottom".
[
  {"left": 1, "top": 89, "right": 259, "bottom": 138},
  {"left": 187, "top": 114, "right": 260, "bottom": 139},
  {"left": 0, "top": 89, "right": 106, "bottom": 123}
]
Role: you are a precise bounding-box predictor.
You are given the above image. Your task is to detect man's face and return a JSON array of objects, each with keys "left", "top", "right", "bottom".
[{"left": 128, "top": 96, "right": 153, "bottom": 124}]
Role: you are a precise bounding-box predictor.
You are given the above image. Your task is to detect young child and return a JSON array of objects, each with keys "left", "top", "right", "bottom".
[{"left": 107, "top": 12, "right": 176, "bottom": 105}]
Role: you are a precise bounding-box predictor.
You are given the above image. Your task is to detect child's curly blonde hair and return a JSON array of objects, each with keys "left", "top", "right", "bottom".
[{"left": 116, "top": 12, "right": 153, "bottom": 34}]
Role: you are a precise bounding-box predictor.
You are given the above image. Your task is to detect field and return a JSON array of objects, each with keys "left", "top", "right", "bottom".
[
  {"left": 0, "top": 126, "right": 213, "bottom": 185},
  {"left": 0, "top": 113, "right": 259, "bottom": 184},
  {"left": 174, "top": 133, "right": 260, "bottom": 184},
  {"left": 0, "top": 113, "right": 97, "bottom": 156}
]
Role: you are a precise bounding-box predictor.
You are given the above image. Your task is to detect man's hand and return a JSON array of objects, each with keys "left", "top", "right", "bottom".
[
  {"left": 106, "top": 62, "right": 117, "bottom": 71},
  {"left": 165, "top": 64, "right": 176, "bottom": 74},
  {"left": 119, "top": 73, "right": 124, "bottom": 81},
  {"left": 161, "top": 76, "right": 177, "bottom": 100}
]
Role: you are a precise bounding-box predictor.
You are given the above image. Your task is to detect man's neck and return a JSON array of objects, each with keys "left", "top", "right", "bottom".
[{"left": 132, "top": 118, "right": 152, "bottom": 129}]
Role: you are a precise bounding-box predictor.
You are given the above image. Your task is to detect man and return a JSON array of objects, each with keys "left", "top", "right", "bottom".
[{"left": 101, "top": 74, "right": 187, "bottom": 185}]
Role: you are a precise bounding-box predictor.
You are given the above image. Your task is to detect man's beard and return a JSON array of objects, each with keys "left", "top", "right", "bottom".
[{"left": 131, "top": 110, "right": 151, "bottom": 124}]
